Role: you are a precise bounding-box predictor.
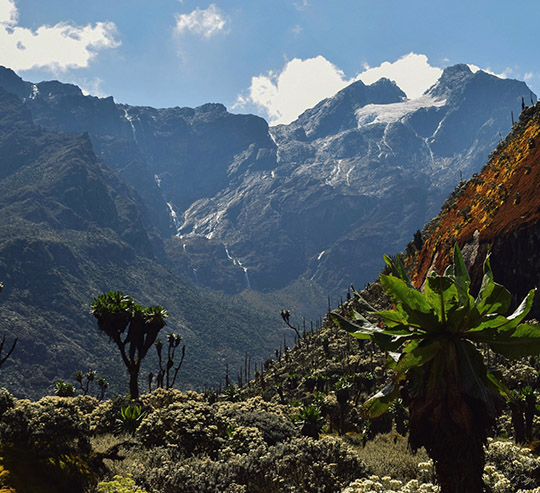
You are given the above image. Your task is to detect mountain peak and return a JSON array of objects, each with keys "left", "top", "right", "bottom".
[
  {"left": 36, "top": 80, "right": 83, "bottom": 98},
  {"left": 288, "top": 77, "right": 406, "bottom": 139},
  {"left": 441, "top": 63, "right": 473, "bottom": 78},
  {"left": 0, "top": 66, "right": 31, "bottom": 100},
  {"left": 426, "top": 63, "right": 475, "bottom": 98}
]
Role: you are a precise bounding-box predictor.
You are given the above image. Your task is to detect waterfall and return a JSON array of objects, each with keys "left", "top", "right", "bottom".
[{"left": 224, "top": 245, "right": 251, "bottom": 289}]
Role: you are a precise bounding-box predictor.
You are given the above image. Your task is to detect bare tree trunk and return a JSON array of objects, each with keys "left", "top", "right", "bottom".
[{"left": 129, "top": 365, "right": 139, "bottom": 400}]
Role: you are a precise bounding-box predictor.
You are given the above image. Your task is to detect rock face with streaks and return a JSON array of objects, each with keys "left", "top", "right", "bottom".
[
  {"left": 0, "top": 64, "right": 536, "bottom": 396},
  {"left": 411, "top": 101, "right": 540, "bottom": 317},
  {"left": 0, "top": 64, "right": 534, "bottom": 297}
]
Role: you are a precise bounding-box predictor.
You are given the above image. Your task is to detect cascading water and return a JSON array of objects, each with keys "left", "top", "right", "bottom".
[{"left": 225, "top": 246, "right": 251, "bottom": 289}]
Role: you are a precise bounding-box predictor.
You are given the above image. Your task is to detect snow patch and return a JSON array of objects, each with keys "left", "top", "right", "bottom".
[
  {"left": 237, "top": 259, "right": 252, "bottom": 290},
  {"left": 224, "top": 245, "right": 252, "bottom": 289},
  {"left": 356, "top": 95, "right": 446, "bottom": 127},
  {"left": 123, "top": 107, "right": 139, "bottom": 144},
  {"left": 29, "top": 84, "right": 39, "bottom": 99},
  {"left": 167, "top": 202, "right": 181, "bottom": 231}
]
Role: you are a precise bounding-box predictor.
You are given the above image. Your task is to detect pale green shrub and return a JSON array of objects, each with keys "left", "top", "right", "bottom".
[
  {"left": 139, "top": 388, "right": 202, "bottom": 410},
  {"left": 484, "top": 438, "right": 540, "bottom": 491},
  {"left": 96, "top": 473, "right": 147, "bottom": 493},
  {"left": 0, "top": 394, "right": 97, "bottom": 456},
  {"left": 344, "top": 475, "right": 439, "bottom": 492},
  {"left": 216, "top": 397, "right": 298, "bottom": 445},
  {"left": 351, "top": 433, "right": 430, "bottom": 483},
  {"left": 135, "top": 436, "right": 365, "bottom": 493},
  {"left": 137, "top": 399, "right": 228, "bottom": 456}
]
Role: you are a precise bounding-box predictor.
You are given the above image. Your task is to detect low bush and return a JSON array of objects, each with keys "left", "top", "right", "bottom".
[{"left": 135, "top": 436, "right": 366, "bottom": 493}]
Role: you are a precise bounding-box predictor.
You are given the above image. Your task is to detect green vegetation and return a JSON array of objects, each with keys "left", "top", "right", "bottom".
[
  {"left": 0, "top": 284, "right": 16, "bottom": 372},
  {"left": 91, "top": 292, "right": 168, "bottom": 400},
  {"left": 333, "top": 245, "right": 540, "bottom": 492},
  {"left": 54, "top": 379, "right": 75, "bottom": 397},
  {"left": 96, "top": 474, "right": 148, "bottom": 493},
  {"left": 115, "top": 404, "right": 147, "bottom": 436},
  {"left": 150, "top": 333, "right": 185, "bottom": 391}
]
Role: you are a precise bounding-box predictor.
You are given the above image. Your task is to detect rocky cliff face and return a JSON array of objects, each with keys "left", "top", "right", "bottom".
[
  {"left": 0, "top": 65, "right": 534, "bottom": 300},
  {"left": 175, "top": 65, "right": 533, "bottom": 294},
  {"left": 411, "top": 101, "right": 540, "bottom": 316},
  {"left": 0, "top": 83, "right": 288, "bottom": 398}
]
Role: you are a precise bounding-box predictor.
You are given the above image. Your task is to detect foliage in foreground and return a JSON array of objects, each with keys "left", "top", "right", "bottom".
[
  {"left": 0, "top": 383, "right": 537, "bottom": 492},
  {"left": 0, "top": 388, "right": 365, "bottom": 492},
  {"left": 345, "top": 438, "right": 540, "bottom": 492},
  {"left": 333, "top": 245, "right": 540, "bottom": 492}
]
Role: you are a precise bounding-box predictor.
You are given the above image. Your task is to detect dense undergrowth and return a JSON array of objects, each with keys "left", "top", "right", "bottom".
[{"left": 0, "top": 279, "right": 539, "bottom": 492}]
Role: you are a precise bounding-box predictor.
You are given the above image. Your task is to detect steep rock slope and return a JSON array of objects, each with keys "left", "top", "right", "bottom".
[
  {"left": 179, "top": 66, "right": 533, "bottom": 293},
  {"left": 0, "top": 66, "right": 534, "bottom": 300},
  {"left": 0, "top": 87, "right": 286, "bottom": 398},
  {"left": 411, "top": 101, "right": 540, "bottom": 315}
]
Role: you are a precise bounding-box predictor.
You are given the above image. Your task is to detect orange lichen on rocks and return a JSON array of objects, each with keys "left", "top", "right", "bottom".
[{"left": 413, "top": 105, "right": 540, "bottom": 286}]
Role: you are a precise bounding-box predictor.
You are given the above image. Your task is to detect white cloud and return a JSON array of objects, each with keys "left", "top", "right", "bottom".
[
  {"left": 357, "top": 53, "right": 442, "bottom": 100},
  {"left": 0, "top": 0, "right": 17, "bottom": 26},
  {"left": 290, "top": 24, "right": 303, "bottom": 36},
  {"left": 75, "top": 77, "right": 107, "bottom": 98},
  {"left": 293, "top": 0, "right": 310, "bottom": 10},
  {"left": 0, "top": 0, "right": 120, "bottom": 72},
  {"left": 236, "top": 53, "right": 443, "bottom": 125},
  {"left": 174, "top": 4, "right": 227, "bottom": 38},
  {"left": 468, "top": 63, "right": 512, "bottom": 79},
  {"left": 235, "top": 56, "right": 350, "bottom": 125}
]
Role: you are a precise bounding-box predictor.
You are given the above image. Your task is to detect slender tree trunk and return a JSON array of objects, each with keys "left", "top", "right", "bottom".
[
  {"left": 525, "top": 393, "right": 536, "bottom": 442},
  {"left": 510, "top": 401, "right": 526, "bottom": 444},
  {"left": 129, "top": 365, "right": 139, "bottom": 400}
]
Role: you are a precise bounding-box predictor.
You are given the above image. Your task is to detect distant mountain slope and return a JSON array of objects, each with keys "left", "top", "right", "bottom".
[
  {"left": 0, "top": 66, "right": 536, "bottom": 399},
  {"left": 0, "top": 65, "right": 532, "bottom": 299},
  {"left": 179, "top": 65, "right": 533, "bottom": 294},
  {"left": 0, "top": 86, "right": 289, "bottom": 398},
  {"left": 411, "top": 100, "right": 540, "bottom": 316}
]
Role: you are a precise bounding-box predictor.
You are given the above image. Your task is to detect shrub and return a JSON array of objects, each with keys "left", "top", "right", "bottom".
[
  {"left": 216, "top": 397, "right": 298, "bottom": 446},
  {"left": 351, "top": 432, "right": 430, "bottom": 483},
  {"left": 484, "top": 438, "right": 540, "bottom": 491},
  {"left": 136, "top": 436, "right": 366, "bottom": 493},
  {"left": 96, "top": 474, "right": 147, "bottom": 493},
  {"left": 139, "top": 388, "right": 202, "bottom": 410},
  {"left": 137, "top": 400, "right": 228, "bottom": 456},
  {"left": 0, "top": 395, "right": 97, "bottom": 457}
]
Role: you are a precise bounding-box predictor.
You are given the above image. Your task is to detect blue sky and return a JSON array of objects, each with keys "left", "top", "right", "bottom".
[{"left": 1, "top": 0, "right": 539, "bottom": 124}]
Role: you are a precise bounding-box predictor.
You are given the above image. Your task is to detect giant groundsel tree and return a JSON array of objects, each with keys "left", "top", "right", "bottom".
[
  {"left": 91, "top": 291, "right": 167, "bottom": 399},
  {"left": 332, "top": 245, "right": 540, "bottom": 493}
]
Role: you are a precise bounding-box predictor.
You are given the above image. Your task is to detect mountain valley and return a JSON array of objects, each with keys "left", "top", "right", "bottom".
[{"left": 0, "top": 64, "right": 535, "bottom": 397}]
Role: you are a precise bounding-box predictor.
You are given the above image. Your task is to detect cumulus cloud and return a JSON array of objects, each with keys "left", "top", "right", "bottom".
[
  {"left": 174, "top": 4, "right": 227, "bottom": 38},
  {"left": 0, "top": 0, "right": 17, "bottom": 26},
  {"left": 235, "top": 56, "right": 350, "bottom": 125},
  {"left": 357, "top": 53, "right": 442, "bottom": 100},
  {"left": 236, "top": 52, "right": 443, "bottom": 125},
  {"left": 75, "top": 77, "right": 107, "bottom": 98},
  {"left": 0, "top": 0, "right": 120, "bottom": 72}
]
